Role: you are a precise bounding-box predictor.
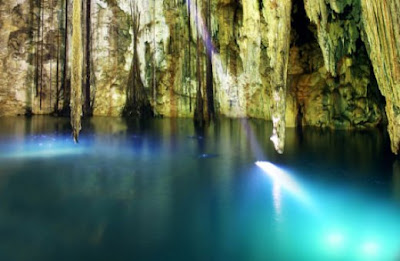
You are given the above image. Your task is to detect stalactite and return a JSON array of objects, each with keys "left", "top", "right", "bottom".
[
  {"left": 49, "top": 0, "right": 54, "bottom": 111},
  {"left": 70, "top": 0, "right": 83, "bottom": 142},
  {"left": 304, "top": 0, "right": 360, "bottom": 76},
  {"left": 39, "top": 0, "right": 44, "bottom": 110},
  {"left": 187, "top": 0, "right": 192, "bottom": 112},
  {"left": 152, "top": 0, "right": 157, "bottom": 105},
  {"left": 262, "top": 0, "right": 292, "bottom": 154},
  {"left": 84, "top": 0, "right": 92, "bottom": 116},
  {"left": 55, "top": 28, "right": 60, "bottom": 113},
  {"left": 194, "top": 0, "right": 204, "bottom": 127},
  {"left": 35, "top": 0, "right": 41, "bottom": 98},
  {"left": 61, "top": 0, "right": 71, "bottom": 115},
  {"left": 205, "top": 0, "right": 214, "bottom": 121}
]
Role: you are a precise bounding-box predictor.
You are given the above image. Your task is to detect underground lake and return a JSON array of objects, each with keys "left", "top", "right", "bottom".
[
  {"left": 2, "top": 0, "right": 400, "bottom": 260},
  {"left": 0, "top": 116, "right": 399, "bottom": 260}
]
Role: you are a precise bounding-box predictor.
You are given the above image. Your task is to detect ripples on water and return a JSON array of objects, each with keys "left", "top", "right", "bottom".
[{"left": 0, "top": 116, "right": 399, "bottom": 261}]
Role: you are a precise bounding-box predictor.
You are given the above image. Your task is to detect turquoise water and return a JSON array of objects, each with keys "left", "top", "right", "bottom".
[{"left": 0, "top": 116, "right": 399, "bottom": 261}]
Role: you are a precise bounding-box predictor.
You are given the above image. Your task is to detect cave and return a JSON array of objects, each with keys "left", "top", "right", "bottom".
[{"left": 1, "top": 0, "right": 400, "bottom": 260}]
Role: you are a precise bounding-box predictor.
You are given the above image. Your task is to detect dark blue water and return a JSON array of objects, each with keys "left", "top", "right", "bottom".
[{"left": 0, "top": 116, "right": 399, "bottom": 261}]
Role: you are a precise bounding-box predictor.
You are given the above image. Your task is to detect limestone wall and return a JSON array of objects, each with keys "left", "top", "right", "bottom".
[{"left": 0, "top": 0, "right": 394, "bottom": 150}]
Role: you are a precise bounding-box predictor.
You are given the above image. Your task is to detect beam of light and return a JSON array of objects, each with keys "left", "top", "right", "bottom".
[
  {"left": 186, "top": 0, "right": 232, "bottom": 109},
  {"left": 186, "top": 0, "right": 216, "bottom": 55},
  {"left": 185, "top": 0, "right": 269, "bottom": 160},
  {"left": 241, "top": 119, "right": 265, "bottom": 160},
  {"left": 256, "top": 161, "right": 310, "bottom": 205},
  {"left": 186, "top": 0, "right": 264, "bottom": 159}
]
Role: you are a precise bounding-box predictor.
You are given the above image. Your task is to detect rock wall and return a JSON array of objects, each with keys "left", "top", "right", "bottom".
[
  {"left": 361, "top": 0, "right": 400, "bottom": 154},
  {"left": 0, "top": 0, "right": 395, "bottom": 151}
]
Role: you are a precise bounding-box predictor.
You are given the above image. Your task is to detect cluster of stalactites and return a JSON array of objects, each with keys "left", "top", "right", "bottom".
[
  {"left": 304, "top": 0, "right": 400, "bottom": 154},
  {"left": 304, "top": 0, "right": 360, "bottom": 76}
]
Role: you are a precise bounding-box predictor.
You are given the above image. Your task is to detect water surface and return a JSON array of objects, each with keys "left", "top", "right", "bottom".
[{"left": 0, "top": 116, "right": 399, "bottom": 261}]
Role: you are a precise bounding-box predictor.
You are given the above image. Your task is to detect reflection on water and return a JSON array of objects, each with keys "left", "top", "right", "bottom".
[
  {"left": 0, "top": 116, "right": 399, "bottom": 261},
  {"left": 272, "top": 182, "right": 282, "bottom": 222},
  {"left": 393, "top": 161, "right": 400, "bottom": 202}
]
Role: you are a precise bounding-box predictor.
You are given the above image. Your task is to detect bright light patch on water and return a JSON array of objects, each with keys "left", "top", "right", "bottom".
[
  {"left": 256, "top": 160, "right": 400, "bottom": 260},
  {"left": 362, "top": 241, "right": 379, "bottom": 256},
  {"left": 256, "top": 161, "right": 309, "bottom": 204},
  {"left": 0, "top": 135, "right": 87, "bottom": 159},
  {"left": 326, "top": 232, "right": 345, "bottom": 248}
]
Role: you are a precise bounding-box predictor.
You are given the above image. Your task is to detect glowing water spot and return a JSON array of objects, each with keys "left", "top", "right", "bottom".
[
  {"left": 256, "top": 161, "right": 310, "bottom": 205},
  {"left": 326, "top": 232, "right": 344, "bottom": 248},
  {"left": 362, "top": 241, "right": 379, "bottom": 256},
  {"left": 198, "top": 153, "right": 218, "bottom": 159}
]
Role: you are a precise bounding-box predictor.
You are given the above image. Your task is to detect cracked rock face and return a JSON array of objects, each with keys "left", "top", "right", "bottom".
[{"left": 0, "top": 0, "right": 396, "bottom": 154}]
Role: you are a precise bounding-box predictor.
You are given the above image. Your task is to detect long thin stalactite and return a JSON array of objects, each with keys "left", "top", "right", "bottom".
[{"left": 71, "top": 0, "right": 83, "bottom": 142}]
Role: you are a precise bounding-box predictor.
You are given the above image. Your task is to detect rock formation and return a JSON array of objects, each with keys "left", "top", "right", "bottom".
[
  {"left": 70, "top": 0, "right": 83, "bottom": 142},
  {"left": 0, "top": 0, "right": 398, "bottom": 153},
  {"left": 361, "top": 0, "right": 400, "bottom": 154}
]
